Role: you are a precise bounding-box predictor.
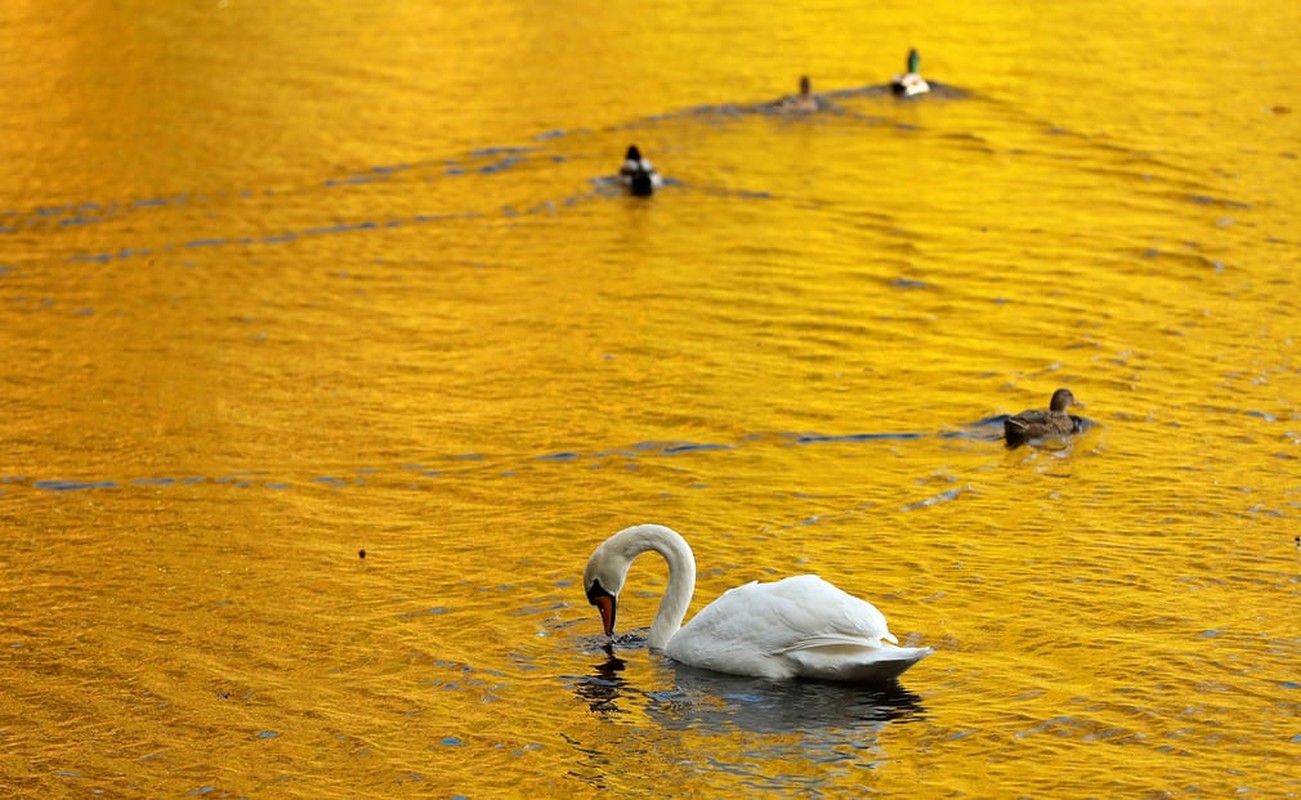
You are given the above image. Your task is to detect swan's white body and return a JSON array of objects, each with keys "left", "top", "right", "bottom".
[{"left": 583, "top": 524, "right": 932, "bottom": 683}]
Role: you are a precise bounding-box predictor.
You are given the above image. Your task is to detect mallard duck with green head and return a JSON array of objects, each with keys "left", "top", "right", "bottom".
[
  {"left": 891, "top": 48, "right": 931, "bottom": 97},
  {"left": 1004, "top": 388, "right": 1085, "bottom": 445}
]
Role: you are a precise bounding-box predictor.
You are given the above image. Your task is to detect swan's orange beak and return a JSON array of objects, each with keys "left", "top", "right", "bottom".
[
  {"left": 586, "top": 579, "right": 617, "bottom": 637},
  {"left": 593, "top": 594, "right": 617, "bottom": 637}
]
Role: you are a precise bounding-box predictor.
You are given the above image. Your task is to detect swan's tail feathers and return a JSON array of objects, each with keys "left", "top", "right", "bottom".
[
  {"left": 845, "top": 646, "right": 932, "bottom": 683},
  {"left": 788, "top": 645, "right": 933, "bottom": 684}
]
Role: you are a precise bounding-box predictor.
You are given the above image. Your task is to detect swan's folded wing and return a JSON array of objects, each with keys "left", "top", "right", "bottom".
[
  {"left": 692, "top": 575, "right": 898, "bottom": 645},
  {"left": 777, "top": 632, "right": 889, "bottom": 653},
  {"left": 761, "top": 575, "right": 899, "bottom": 645},
  {"left": 669, "top": 575, "right": 913, "bottom": 679},
  {"left": 786, "top": 644, "right": 933, "bottom": 683}
]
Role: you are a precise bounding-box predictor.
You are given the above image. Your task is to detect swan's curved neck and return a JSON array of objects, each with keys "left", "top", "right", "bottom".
[{"left": 610, "top": 525, "right": 696, "bottom": 650}]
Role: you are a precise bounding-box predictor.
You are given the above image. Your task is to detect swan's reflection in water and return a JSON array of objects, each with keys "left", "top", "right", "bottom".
[
  {"left": 570, "top": 645, "right": 630, "bottom": 716},
  {"left": 569, "top": 639, "right": 926, "bottom": 735},
  {"left": 564, "top": 639, "right": 929, "bottom": 791}
]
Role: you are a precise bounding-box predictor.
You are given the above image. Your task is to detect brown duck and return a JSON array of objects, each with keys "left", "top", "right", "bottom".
[
  {"left": 770, "top": 75, "right": 822, "bottom": 114},
  {"left": 1004, "top": 388, "right": 1084, "bottom": 444}
]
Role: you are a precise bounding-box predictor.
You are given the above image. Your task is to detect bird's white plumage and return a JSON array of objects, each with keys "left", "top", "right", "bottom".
[
  {"left": 584, "top": 525, "right": 931, "bottom": 683},
  {"left": 666, "top": 575, "right": 925, "bottom": 681},
  {"left": 892, "top": 73, "right": 931, "bottom": 97}
]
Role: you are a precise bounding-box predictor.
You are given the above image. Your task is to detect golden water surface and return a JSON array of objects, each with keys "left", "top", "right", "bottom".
[{"left": 2, "top": 0, "right": 1298, "bottom": 797}]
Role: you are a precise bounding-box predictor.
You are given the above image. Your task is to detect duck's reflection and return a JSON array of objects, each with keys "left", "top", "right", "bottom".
[{"left": 569, "top": 640, "right": 926, "bottom": 735}]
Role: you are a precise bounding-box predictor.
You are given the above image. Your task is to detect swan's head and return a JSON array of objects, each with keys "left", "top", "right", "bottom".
[
  {"left": 583, "top": 524, "right": 693, "bottom": 641},
  {"left": 583, "top": 544, "right": 627, "bottom": 637},
  {"left": 1049, "top": 388, "right": 1083, "bottom": 412},
  {"left": 799, "top": 75, "right": 811, "bottom": 96}
]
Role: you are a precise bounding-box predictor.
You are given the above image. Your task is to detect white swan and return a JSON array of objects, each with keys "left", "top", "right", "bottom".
[{"left": 583, "top": 524, "right": 932, "bottom": 682}]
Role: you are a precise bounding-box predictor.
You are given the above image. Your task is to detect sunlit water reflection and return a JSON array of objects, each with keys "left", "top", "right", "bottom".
[{"left": 2, "top": 0, "right": 1298, "bottom": 797}]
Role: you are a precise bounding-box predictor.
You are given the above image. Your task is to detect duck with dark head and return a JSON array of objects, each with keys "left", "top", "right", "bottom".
[
  {"left": 619, "top": 145, "right": 662, "bottom": 197},
  {"left": 770, "top": 75, "right": 821, "bottom": 114},
  {"left": 1004, "top": 388, "right": 1085, "bottom": 446}
]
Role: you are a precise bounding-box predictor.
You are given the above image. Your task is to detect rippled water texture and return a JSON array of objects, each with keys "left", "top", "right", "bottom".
[{"left": 2, "top": 1, "right": 1299, "bottom": 797}]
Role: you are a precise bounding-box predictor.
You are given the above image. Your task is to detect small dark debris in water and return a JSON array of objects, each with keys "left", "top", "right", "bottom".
[
  {"left": 359, "top": 549, "right": 367, "bottom": 560},
  {"left": 805, "top": 431, "right": 922, "bottom": 444},
  {"left": 535, "top": 451, "right": 580, "bottom": 461},
  {"left": 662, "top": 442, "right": 733, "bottom": 454},
  {"left": 890, "top": 277, "right": 931, "bottom": 289},
  {"left": 1272, "top": 105, "right": 1291, "bottom": 114}
]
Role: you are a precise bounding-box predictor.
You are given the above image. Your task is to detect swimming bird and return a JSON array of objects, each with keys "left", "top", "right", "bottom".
[
  {"left": 618, "top": 145, "right": 662, "bottom": 197},
  {"left": 583, "top": 523, "right": 932, "bottom": 683},
  {"left": 891, "top": 48, "right": 931, "bottom": 97},
  {"left": 770, "top": 75, "right": 821, "bottom": 114},
  {"left": 1004, "top": 388, "right": 1085, "bottom": 444}
]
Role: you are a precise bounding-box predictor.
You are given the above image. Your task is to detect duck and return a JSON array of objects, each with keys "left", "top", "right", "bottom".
[
  {"left": 618, "top": 145, "right": 662, "bottom": 197},
  {"left": 770, "top": 75, "right": 822, "bottom": 114},
  {"left": 1004, "top": 388, "right": 1085, "bottom": 444},
  {"left": 891, "top": 48, "right": 931, "bottom": 97},
  {"left": 583, "top": 523, "right": 932, "bottom": 683}
]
